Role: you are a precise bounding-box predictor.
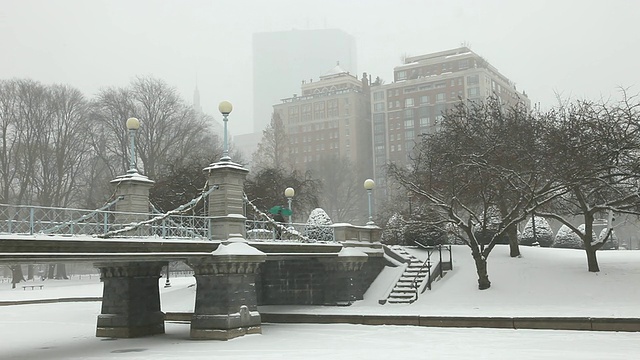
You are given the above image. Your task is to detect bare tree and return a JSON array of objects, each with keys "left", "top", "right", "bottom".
[
  {"left": 32, "top": 84, "right": 90, "bottom": 207},
  {"left": 89, "top": 76, "right": 213, "bottom": 181},
  {"left": 310, "top": 155, "right": 366, "bottom": 223},
  {"left": 252, "top": 112, "right": 291, "bottom": 170}
]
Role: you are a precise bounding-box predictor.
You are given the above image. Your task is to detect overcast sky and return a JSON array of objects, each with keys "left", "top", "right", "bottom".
[{"left": 1, "top": 0, "right": 638, "bottom": 135}]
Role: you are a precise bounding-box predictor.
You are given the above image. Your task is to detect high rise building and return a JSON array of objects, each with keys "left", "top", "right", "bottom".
[
  {"left": 253, "top": 29, "right": 357, "bottom": 134},
  {"left": 273, "top": 65, "right": 372, "bottom": 171},
  {"left": 272, "top": 66, "right": 374, "bottom": 223},
  {"left": 370, "top": 47, "right": 530, "bottom": 191}
]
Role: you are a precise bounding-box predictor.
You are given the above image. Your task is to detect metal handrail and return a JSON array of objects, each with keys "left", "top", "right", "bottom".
[{"left": 411, "top": 243, "right": 452, "bottom": 301}]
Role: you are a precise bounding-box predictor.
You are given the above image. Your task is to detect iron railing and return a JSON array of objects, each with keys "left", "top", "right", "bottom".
[
  {"left": 0, "top": 203, "right": 210, "bottom": 239},
  {"left": 412, "top": 243, "right": 453, "bottom": 300}
]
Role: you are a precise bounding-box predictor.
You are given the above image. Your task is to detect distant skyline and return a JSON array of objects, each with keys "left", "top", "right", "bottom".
[{"left": 1, "top": 0, "right": 638, "bottom": 135}]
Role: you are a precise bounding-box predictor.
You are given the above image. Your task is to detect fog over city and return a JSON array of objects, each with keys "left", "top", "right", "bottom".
[{"left": 1, "top": 0, "right": 638, "bottom": 135}]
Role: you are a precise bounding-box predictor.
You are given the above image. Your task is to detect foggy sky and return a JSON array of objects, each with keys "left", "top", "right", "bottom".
[{"left": 1, "top": 0, "right": 638, "bottom": 135}]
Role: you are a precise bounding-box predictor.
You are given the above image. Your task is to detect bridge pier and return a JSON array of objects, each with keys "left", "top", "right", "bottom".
[
  {"left": 95, "top": 261, "right": 165, "bottom": 338},
  {"left": 322, "top": 248, "right": 368, "bottom": 305},
  {"left": 188, "top": 241, "right": 266, "bottom": 340}
]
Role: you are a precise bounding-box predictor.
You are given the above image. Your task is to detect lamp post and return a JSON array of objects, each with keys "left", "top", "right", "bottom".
[
  {"left": 218, "top": 100, "right": 233, "bottom": 161},
  {"left": 126, "top": 117, "right": 140, "bottom": 174},
  {"left": 364, "top": 179, "right": 375, "bottom": 225},
  {"left": 164, "top": 263, "right": 171, "bottom": 288},
  {"left": 284, "top": 187, "right": 295, "bottom": 226}
]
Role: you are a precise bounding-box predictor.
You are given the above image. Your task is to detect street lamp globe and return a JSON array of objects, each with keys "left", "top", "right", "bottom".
[
  {"left": 218, "top": 100, "right": 233, "bottom": 115},
  {"left": 284, "top": 187, "right": 295, "bottom": 198},
  {"left": 364, "top": 179, "right": 375, "bottom": 190},
  {"left": 126, "top": 117, "right": 140, "bottom": 130}
]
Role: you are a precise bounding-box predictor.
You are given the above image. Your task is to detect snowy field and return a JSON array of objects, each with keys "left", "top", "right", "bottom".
[{"left": 1, "top": 245, "right": 640, "bottom": 359}]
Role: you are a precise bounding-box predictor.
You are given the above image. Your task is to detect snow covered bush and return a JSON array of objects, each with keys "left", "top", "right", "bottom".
[
  {"left": 404, "top": 208, "right": 447, "bottom": 246},
  {"left": 553, "top": 224, "right": 584, "bottom": 249},
  {"left": 381, "top": 213, "right": 406, "bottom": 245},
  {"left": 304, "top": 208, "right": 334, "bottom": 242},
  {"left": 519, "top": 216, "right": 554, "bottom": 247},
  {"left": 445, "top": 222, "right": 467, "bottom": 245}
]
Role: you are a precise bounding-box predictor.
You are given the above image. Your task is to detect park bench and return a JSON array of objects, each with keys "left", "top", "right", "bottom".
[{"left": 22, "top": 285, "right": 44, "bottom": 290}]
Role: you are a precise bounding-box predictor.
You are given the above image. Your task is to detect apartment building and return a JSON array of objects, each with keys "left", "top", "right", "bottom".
[
  {"left": 273, "top": 64, "right": 372, "bottom": 172},
  {"left": 370, "top": 47, "right": 530, "bottom": 190}
]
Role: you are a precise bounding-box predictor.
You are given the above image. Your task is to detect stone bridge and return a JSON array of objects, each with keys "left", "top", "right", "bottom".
[{"left": 0, "top": 157, "right": 385, "bottom": 340}]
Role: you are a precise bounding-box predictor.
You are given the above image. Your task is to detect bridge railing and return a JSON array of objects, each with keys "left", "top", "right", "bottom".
[
  {"left": 245, "top": 219, "right": 336, "bottom": 242},
  {"left": 0, "top": 203, "right": 210, "bottom": 239}
]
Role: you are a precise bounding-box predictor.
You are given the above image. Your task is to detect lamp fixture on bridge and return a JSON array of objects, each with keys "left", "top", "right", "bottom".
[
  {"left": 126, "top": 117, "right": 140, "bottom": 174},
  {"left": 364, "top": 179, "right": 375, "bottom": 225},
  {"left": 284, "top": 187, "right": 295, "bottom": 226},
  {"left": 219, "top": 100, "right": 233, "bottom": 162}
]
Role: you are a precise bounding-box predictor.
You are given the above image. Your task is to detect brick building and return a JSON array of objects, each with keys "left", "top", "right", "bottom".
[{"left": 370, "top": 47, "right": 530, "bottom": 192}]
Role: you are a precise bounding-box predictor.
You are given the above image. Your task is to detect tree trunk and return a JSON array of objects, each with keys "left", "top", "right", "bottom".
[
  {"left": 27, "top": 265, "right": 34, "bottom": 280},
  {"left": 55, "top": 263, "right": 68, "bottom": 279},
  {"left": 472, "top": 254, "right": 491, "bottom": 290},
  {"left": 47, "top": 264, "right": 56, "bottom": 279},
  {"left": 585, "top": 246, "right": 600, "bottom": 272},
  {"left": 507, "top": 224, "right": 520, "bottom": 257},
  {"left": 10, "top": 265, "right": 25, "bottom": 289}
]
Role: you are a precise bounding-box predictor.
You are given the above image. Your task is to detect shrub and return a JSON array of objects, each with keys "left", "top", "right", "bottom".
[
  {"left": 553, "top": 224, "right": 584, "bottom": 249},
  {"left": 519, "top": 216, "right": 554, "bottom": 247},
  {"left": 304, "top": 208, "right": 333, "bottom": 242}
]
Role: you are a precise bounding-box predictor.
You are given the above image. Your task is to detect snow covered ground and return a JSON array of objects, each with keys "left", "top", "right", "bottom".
[{"left": 1, "top": 245, "right": 639, "bottom": 359}]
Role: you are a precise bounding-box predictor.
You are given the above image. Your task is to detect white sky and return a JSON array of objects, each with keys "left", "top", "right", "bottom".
[
  {"left": 1, "top": 245, "right": 639, "bottom": 358},
  {"left": 1, "top": 0, "right": 639, "bottom": 134}
]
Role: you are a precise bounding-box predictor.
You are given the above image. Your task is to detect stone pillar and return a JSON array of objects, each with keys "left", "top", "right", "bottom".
[
  {"left": 110, "top": 173, "right": 155, "bottom": 235},
  {"left": 321, "top": 248, "right": 368, "bottom": 305},
  {"left": 188, "top": 241, "right": 266, "bottom": 340},
  {"left": 95, "top": 261, "right": 165, "bottom": 338},
  {"left": 202, "top": 161, "right": 249, "bottom": 240}
]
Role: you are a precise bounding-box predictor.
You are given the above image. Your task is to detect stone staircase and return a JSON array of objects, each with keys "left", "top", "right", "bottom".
[{"left": 385, "top": 247, "right": 430, "bottom": 304}]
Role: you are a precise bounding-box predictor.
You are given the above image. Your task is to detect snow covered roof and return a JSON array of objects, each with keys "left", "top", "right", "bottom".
[{"left": 320, "top": 63, "right": 349, "bottom": 79}]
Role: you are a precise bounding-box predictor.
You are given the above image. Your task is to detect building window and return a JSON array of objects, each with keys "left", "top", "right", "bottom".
[
  {"left": 420, "top": 117, "right": 430, "bottom": 126},
  {"left": 467, "top": 74, "right": 479, "bottom": 85},
  {"left": 404, "top": 119, "right": 414, "bottom": 128},
  {"left": 436, "top": 93, "right": 445, "bottom": 103},
  {"left": 404, "top": 109, "right": 413, "bottom": 119},
  {"left": 405, "top": 98, "right": 414, "bottom": 107},
  {"left": 313, "top": 102, "right": 325, "bottom": 119},
  {"left": 420, "top": 95, "right": 429, "bottom": 104},
  {"left": 301, "top": 104, "right": 312, "bottom": 121},
  {"left": 435, "top": 82, "right": 446, "bottom": 89},
  {"left": 405, "top": 130, "right": 415, "bottom": 140},
  {"left": 327, "top": 99, "right": 339, "bottom": 117},
  {"left": 397, "top": 70, "right": 407, "bottom": 80},
  {"left": 374, "top": 102, "right": 385, "bottom": 112},
  {"left": 468, "top": 87, "right": 480, "bottom": 97},
  {"left": 373, "top": 91, "right": 384, "bottom": 101},
  {"left": 459, "top": 59, "right": 469, "bottom": 69}
]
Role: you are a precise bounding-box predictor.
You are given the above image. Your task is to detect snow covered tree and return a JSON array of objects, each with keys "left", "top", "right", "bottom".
[
  {"left": 405, "top": 207, "right": 447, "bottom": 247},
  {"left": 388, "top": 98, "right": 563, "bottom": 289},
  {"left": 553, "top": 224, "right": 584, "bottom": 249},
  {"left": 539, "top": 95, "right": 640, "bottom": 271},
  {"left": 519, "top": 216, "right": 554, "bottom": 247},
  {"left": 304, "top": 208, "right": 333, "bottom": 242},
  {"left": 381, "top": 213, "right": 406, "bottom": 245}
]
